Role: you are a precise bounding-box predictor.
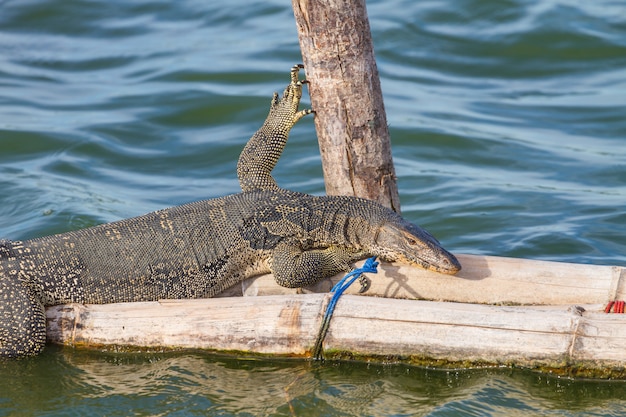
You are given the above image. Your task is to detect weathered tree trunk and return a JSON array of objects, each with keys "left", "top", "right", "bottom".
[{"left": 292, "top": 0, "right": 401, "bottom": 212}]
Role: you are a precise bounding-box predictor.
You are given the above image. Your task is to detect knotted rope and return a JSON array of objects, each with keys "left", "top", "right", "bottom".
[{"left": 313, "top": 257, "right": 379, "bottom": 360}]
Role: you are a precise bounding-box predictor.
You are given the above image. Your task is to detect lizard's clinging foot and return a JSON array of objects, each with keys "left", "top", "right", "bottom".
[{"left": 267, "top": 64, "right": 313, "bottom": 127}]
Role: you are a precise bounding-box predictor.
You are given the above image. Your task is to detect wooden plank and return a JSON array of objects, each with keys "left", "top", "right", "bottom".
[
  {"left": 573, "top": 312, "right": 626, "bottom": 363},
  {"left": 224, "top": 254, "right": 624, "bottom": 306},
  {"left": 46, "top": 295, "right": 326, "bottom": 355},
  {"left": 44, "top": 255, "right": 626, "bottom": 378},
  {"left": 321, "top": 296, "right": 586, "bottom": 364},
  {"left": 46, "top": 294, "right": 626, "bottom": 372}
]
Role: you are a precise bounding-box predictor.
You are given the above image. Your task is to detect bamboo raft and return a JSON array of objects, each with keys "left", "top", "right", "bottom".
[{"left": 46, "top": 254, "right": 626, "bottom": 378}]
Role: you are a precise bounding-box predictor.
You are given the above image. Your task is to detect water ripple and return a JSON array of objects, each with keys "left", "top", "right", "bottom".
[{"left": 0, "top": 0, "right": 626, "bottom": 414}]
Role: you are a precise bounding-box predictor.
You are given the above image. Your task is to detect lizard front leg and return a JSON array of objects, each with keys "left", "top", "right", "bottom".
[{"left": 270, "top": 239, "right": 368, "bottom": 289}]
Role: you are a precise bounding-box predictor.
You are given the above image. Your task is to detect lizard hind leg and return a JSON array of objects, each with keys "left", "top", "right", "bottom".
[
  {"left": 0, "top": 275, "right": 47, "bottom": 358},
  {"left": 237, "top": 64, "right": 314, "bottom": 192}
]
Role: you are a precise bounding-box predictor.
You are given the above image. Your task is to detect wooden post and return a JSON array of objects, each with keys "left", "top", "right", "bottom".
[{"left": 292, "top": 0, "right": 401, "bottom": 212}]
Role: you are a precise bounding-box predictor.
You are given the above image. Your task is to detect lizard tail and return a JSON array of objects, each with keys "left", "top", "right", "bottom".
[{"left": 0, "top": 239, "right": 48, "bottom": 357}]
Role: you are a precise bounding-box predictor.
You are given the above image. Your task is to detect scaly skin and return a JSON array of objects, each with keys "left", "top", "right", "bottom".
[
  {"left": 237, "top": 64, "right": 313, "bottom": 192},
  {"left": 0, "top": 65, "right": 460, "bottom": 358}
]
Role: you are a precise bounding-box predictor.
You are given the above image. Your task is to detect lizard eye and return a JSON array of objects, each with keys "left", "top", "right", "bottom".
[{"left": 407, "top": 238, "right": 418, "bottom": 246}]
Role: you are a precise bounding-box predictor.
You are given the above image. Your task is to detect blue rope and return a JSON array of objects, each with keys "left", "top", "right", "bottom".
[{"left": 313, "top": 257, "right": 379, "bottom": 360}]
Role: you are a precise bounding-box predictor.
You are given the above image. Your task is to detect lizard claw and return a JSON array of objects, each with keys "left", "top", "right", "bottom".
[
  {"left": 276, "top": 65, "right": 313, "bottom": 125},
  {"left": 358, "top": 275, "right": 371, "bottom": 293},
  {"left": 290, "top": 64, "right": 304, "bottom": 84}
]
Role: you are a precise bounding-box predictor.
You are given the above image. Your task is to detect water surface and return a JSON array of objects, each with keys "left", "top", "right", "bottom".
[{"left": 1, "top": 0, "right": 625, "bottom": 415}]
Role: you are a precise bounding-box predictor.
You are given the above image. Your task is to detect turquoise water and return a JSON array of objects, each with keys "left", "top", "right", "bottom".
[{"left": 1, "top": 0, "right": 625, "bottom": 415}]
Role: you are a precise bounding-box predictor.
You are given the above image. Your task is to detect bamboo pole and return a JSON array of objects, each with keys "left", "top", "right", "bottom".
[
  {"left": 292, "top": 0, "right": 400, "bottom": 211},
  {"left": 44, "top": 256, "right": 626, "bottom": 377},
  {"left": 46, "top": 295, "right": 325, "bottom": 355},
  {"left": 221, "top": 254, "right": 626, "bottom": 306},
  {"left": 45, "top": 293, "right": 626, "bottom": 378}
]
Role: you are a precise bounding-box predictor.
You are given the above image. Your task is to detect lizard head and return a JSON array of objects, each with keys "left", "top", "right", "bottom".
[{"left": 372, "top": 217, "right": 461, "bottom": 275}]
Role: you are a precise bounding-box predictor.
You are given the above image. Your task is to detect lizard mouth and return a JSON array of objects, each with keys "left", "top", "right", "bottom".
[{"left": 394, "top": 252, "right": 461, "bottom": 275}]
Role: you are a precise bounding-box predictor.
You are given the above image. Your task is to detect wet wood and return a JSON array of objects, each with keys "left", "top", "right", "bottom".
[{"left": 292, "top": 0, "right": 400, "bottom": 211}]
